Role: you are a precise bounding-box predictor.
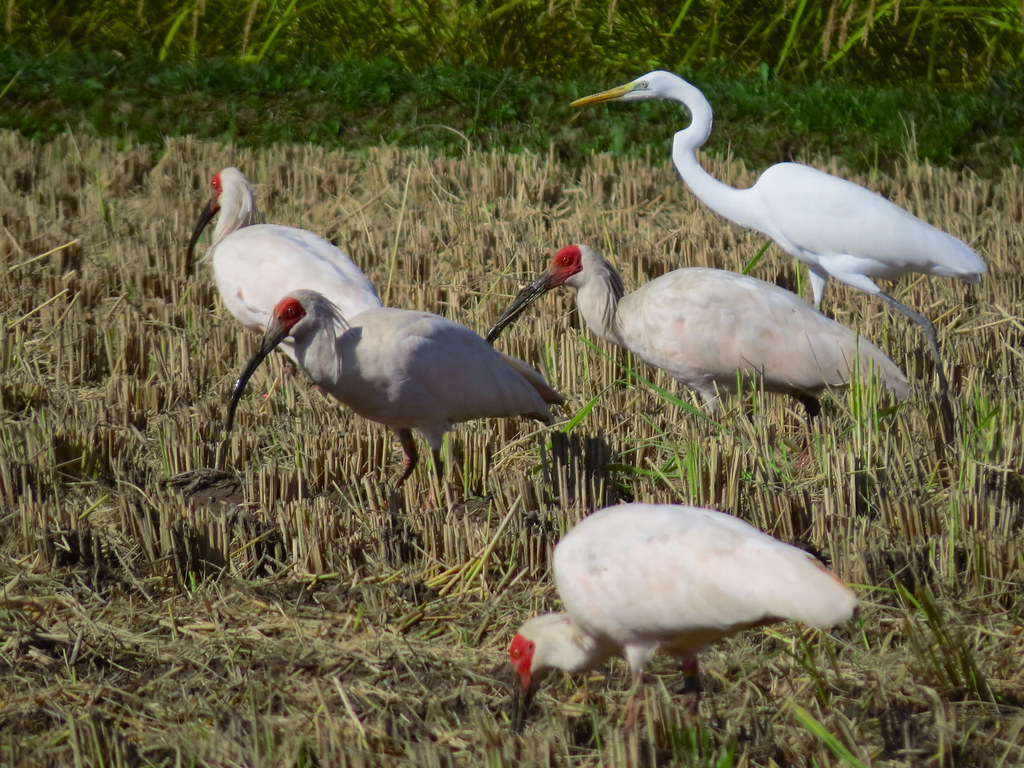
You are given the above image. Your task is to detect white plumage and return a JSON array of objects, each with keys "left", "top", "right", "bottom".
[
  {"left": 488, "top": 244, "right": 909, "bottom": 416},
  {"left": 509, "top": 503, "right": 858, "bottom": 726},
  {"left": 226, "top": 290, "right": 563, "bottom": 484},
  {"left": 572, "top": 71, "right": 986, "bottom": 392},
  {"left": 186, "top": 167, "right": 382, "bottom": 359}
]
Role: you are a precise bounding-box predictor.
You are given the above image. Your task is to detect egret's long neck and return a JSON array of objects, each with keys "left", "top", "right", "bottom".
[
  {"left": 212, "top": 188, "right": 263, "bottom": 248},
  {"left": 573, "top": 254, "right": 627, "bottom": 347},
  {"left": 668, "top": 81, "right": 764, "bottom": 232}
]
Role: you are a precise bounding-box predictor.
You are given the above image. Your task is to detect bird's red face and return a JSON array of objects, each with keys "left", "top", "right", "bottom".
[
  {"left": 226, "top": 294, "right": 309, "bottom": 432},
  {"left": 209, "top": 171, "right": 224, "bottom": 211},
  {"left": 273, "top": 296, "right": 308, "bottom": 333},
  {"left": 508, "top": 632, "right": 536, "bottom": 691},
  {"left": 548, "top": 245, "right": 583, "bottom": 286},
  {"left": 484, "top": 244, "right": 584, "bottom": 344}
]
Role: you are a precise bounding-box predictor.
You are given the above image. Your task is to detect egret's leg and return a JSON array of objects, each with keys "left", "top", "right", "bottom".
[
  {"left": 876, "top": 291, "right": 949, "bottom": 392},
  {"left": 396, "top": 428, "right": 419, "bottom": 487},
  {"left": 876, "top": 291, "right": 955, "bottom": 439}
]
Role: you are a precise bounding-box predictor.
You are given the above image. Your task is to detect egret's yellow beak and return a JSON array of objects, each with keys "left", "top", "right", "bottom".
[{"left": 570, "top": 80, "right": 640, "bottom": 108}]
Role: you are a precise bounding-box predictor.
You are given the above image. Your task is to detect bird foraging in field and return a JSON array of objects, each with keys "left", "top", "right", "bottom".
[
  {"left": 186, "top": 167, "right": 382, "bottom": 361},
  {"left": 487, "top": 244, "right": 910, "bottom": 418},
  {"left": 509, "top": 503, "right": 858, "bottom": 729},
  {"left": 571, "top": 71, "right": 986, "bottom": 394},
  {"left": 226, "top": 290, "right": 564, "bottom": 486}
]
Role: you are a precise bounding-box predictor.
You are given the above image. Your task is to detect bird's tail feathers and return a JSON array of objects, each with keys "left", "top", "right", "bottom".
[{"left": 498, "top": 352, "right": 565, "bottom": 406}]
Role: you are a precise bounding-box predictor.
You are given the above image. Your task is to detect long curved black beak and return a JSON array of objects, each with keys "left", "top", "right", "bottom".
[
  {"left": 486, "top": 272, "right": 557, "bottom": 345},
  {"left": 184, "top": 199, "right": 217, "bottom": 280},
  {"left": 225, "top": 320, "right": 290, "bottom": 431},
  {"left": 511, "top": 676, "right": 540, "bottom": 733}
]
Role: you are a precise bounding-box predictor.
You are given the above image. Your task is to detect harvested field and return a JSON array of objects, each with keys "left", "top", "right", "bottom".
[{"left": 1, "top": 130, "right": 1023, "bottom": 766}]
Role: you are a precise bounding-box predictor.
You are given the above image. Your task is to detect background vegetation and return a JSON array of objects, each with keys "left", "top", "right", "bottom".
[
  {"left": 2, "top": 129, "right": 1021, "bottom": 768},
  {"left": 2, "top": 1, "right": 1024, "bottom": 177},
  {"left": 5, "top": 0, "right": 1024, "bottom": 84}
]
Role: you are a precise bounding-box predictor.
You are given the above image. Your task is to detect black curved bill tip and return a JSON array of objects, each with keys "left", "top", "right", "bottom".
[
  {"left": 184, "top": 199, "right": 217, "bottom": 280},
  {"left": 485, "top": 273, "right": 555, "bottom": 345},
  {"left": 511, "top": 678, "right": 538, "bottom": 734},
  {"left": 225, "top": 323, "right": 288, "bottom": 431}
]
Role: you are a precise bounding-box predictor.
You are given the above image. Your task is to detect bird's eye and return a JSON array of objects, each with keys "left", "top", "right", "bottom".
[
  {"left": 510, "top": 648, "right": 521, "bottom": 659},
  {"left": 559, "top": 255, "right": 571, "bottom": 266}
]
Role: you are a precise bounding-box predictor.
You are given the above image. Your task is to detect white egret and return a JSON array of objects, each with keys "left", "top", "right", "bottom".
[{"left": 572, "top": 71, "right": 986, "bottom": 393}]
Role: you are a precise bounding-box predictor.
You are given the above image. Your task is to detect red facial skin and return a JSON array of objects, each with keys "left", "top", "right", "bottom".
[
  {"left": 549, "top": 245, "right": 584, "bottom": 285},
  {"left": 274, "top": 296, "right": 307, "bottom": 332},
  {"left": 207, "top": 171, "right": 224, "bottom": 211},
  {"left": 508, "top": 632, "right": 536, "bottom": 691}
]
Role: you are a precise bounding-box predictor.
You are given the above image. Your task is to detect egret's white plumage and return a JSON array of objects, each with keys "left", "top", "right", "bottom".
[
  {"left": 186, "top": 167, "right": 382, "bottom": 359},
  {"left": 226, "top": 290, "right": 563, "bottom": 484},
  {"left": 572, "top": 71, "right": 986, "bottom": 392},
  {"left": 509, "top": 503, "right": 858, "bottom": 725},
  {"left": 488, "top": 244, "right": 909, "bottom": 416}
]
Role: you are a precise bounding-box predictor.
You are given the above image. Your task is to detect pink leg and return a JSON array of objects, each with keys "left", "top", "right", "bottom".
[
  {"left": 622, "top": 671, "right": 643, "bottom": 730},
  {"left": 396, "top": 429, "right": 418, "bottom": 487}
]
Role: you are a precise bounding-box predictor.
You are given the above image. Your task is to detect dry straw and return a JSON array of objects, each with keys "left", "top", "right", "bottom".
[{"left": 1, "top": 129, "right": 1022, "bottom": 766}]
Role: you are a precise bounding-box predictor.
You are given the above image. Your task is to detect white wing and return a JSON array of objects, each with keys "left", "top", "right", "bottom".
[
  {"left": 554, "top": 504, "right": 857, "bottom": 654},
  {"left": 753, "top": 163, "right": 985, "bottom": 282},
  {"left": 618, "top": 268, "right": 909, "bottom": 398},
  {"left": 213, "top": 224, "right": 381, "bottom": 333}
]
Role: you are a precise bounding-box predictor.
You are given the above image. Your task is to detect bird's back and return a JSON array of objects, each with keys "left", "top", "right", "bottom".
[
  {"left": 213, "top": 224, "right": 381, "bottom": 333},
  {"left": 325, "top": 308, "right": 559, "bottom": 434},
  {"left": 617, "top": 267, "right": 909, "bottom": 402},
  {"left": 754, "top": 163, "right": 986, "bottom": 282},
  {"left": 554, "top": 504, "right": 857, "bottom": 657}
]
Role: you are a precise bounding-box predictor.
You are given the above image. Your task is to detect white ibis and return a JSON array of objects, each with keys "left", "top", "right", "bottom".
[
  {"left": 572, "top": 71, "right": 987, "bottom": 392},
  {"left": 487, "top": 244, "right": 910, "bottom": 418},
  {"left": 509, "top": 502, "right": 858, "bottom": 728},
  {"left": 186, "top": 167, "right": 382, "bottom": 361},
  {"left": 226, "top": 290, "right": 564, "bottom": 485}
]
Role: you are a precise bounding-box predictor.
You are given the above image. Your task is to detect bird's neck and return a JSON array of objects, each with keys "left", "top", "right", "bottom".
[
  {"left": 213, "top": 194, "right": 263, "bottom": 248},
  {"left": 670, "top": 85, "right": 765, "bottom": 233},
  {"left": 533, "top": 614, "right": 615, "bottom": 675},
  {"left": 292, "top": 308, "right": 349, "bottom": 386},
  {"left": 575, "top": 257, "right": 626, "bottom": 346}
]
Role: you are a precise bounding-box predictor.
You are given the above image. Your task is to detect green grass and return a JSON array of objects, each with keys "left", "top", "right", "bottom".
[
  {"left": 2, "top": 49, "right": 1024, "bottom": 177},
  {"left": 5, "top": 0, "right": 1024, "bottom": 85}
]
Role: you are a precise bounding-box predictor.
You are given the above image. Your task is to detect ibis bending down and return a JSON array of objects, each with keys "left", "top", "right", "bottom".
[
  {"left": 226, "top": 290, "right": 564, "bottom": 485},
  {"left": 571, "top": 71, "right": 986, "bottom": 392},
  {"left": 509, "top": 503, "right": 858, "bottom": 728},
  {"left": 186, "top": 167, "right": 382, "bottom": 361},
  {"left": 487, "top": 244, "right": 910, "bottom": 418}
]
